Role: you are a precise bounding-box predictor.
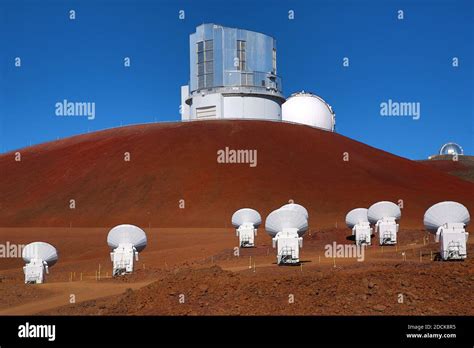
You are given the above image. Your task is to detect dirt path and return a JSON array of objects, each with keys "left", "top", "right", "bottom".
[{"left": 0, "top": 281, "right": 151, "bottom": 315}]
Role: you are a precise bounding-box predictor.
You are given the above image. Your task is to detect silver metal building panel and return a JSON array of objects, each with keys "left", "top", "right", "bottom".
[
  {"left": 184, "top": 24, "right": 285, "bottom": 120},
  {"left": 180, "top": 85, "right": 191, "bottom": 120}
]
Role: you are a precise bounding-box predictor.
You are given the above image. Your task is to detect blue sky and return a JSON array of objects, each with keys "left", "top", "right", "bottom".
[{"left": 1, "top": 0, "right": 472, "bottom": 159}]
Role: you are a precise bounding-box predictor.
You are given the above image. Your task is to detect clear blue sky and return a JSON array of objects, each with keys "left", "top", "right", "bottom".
[{"left": 1, "top": 0, "right": 473, "bottom": 159}]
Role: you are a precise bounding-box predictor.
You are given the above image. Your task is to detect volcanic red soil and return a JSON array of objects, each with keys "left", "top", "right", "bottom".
[
  {"left": 0, "top": 120, "right": 473, "bottom": 315},
  {"left": 419, "top": 155, "right": 474, "bottom": 183}
]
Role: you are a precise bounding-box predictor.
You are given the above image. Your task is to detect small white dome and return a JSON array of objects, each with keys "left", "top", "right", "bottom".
[{"left": 282, "top": 91, "right": 336, "bottom": 131}]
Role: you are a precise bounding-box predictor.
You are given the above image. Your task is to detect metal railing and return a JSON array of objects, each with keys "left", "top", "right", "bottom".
[{"left": 223, "top": 70, "right": 282, "bottom": 92}]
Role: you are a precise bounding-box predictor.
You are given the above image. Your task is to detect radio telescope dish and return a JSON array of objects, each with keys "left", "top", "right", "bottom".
[
  {"left": 280, "top": 203, "right": 309, "bottom": 219},
  {"left": 265, "top": 209, "right": 308, "bottom": 237},
  {"left": 22, "top": 242, "right": 58, "bottom": 284},
  {"left": 22, "top": 242, "right": 58, "bottom": 266},
  {"left": 107, "top": 224, "right": 147, "bottom": 252},
  {"left": 368, "top": 201, "right": 401, "bottom": 224},
  {"left": 345, "top": 208, "right": 369, "bottom": 228},
  {"left": 231, "top": 208, "right": 262, "bottom": 228},
  {"left": 424, "top": 201, "right": 470, "bottom": 233}
]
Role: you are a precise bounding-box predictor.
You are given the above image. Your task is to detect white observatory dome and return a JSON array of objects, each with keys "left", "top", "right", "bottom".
[
  {"left": 439, "top": 142, "right": 463, "bottom": 156},
  {"left": 282, "top": 91, "right": 336, "bottom": 131}
]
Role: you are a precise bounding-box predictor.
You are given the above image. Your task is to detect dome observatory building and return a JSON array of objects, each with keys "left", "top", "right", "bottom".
[
  {"left": 180, "top": 23, "right": 336, "bottom": 132},
  {"left": 439, "top": 143, "right": 464, "bottom": 156},
  {"left": 181, "top": 23, "right": 285, "bottom": 120},
  {"left": 282, "top": 91, "right": 336, "bottom": 131},
  {"left": 428, "top": 142, "right": 466, "bottom": 160}
]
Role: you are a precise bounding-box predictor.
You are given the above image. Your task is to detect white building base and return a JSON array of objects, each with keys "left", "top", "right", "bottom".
[
  {"left": 353, "top": 222, "right": 372, "bottom": 246},
  {"left": 272, "top": 229, "right": 303, "bottom": 265},
  {"left": 111, "top": 243, "right": 138, "bottom": 276},
  {"left": 436, "top": 223, "right": 469, "bottom": 260},
  {"left": 24, "top": 260, "right": 48, "bottom": 284},
  {"left": 376, "top": 218, "right": 399, "bottom": 245}
]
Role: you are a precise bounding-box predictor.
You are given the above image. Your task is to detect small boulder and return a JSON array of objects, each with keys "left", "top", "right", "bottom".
[
  {"left": 198, "top": 284, "right": 209, "bottom": 293},
  {"left": 373, "top": 304, "right": 386, "bottom": 312}
]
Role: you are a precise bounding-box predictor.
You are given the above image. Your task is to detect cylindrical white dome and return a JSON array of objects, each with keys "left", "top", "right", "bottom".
[{"left": 282, "top": 91, "right": 336, "bottom": 131}]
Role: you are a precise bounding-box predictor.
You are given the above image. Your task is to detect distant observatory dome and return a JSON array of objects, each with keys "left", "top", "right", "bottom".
[
  {"left": 439, "top": 143, "right": 463, "bottom": 156},
  {"left": 282, "top": 91, "right": 336, "bottom": 131}
]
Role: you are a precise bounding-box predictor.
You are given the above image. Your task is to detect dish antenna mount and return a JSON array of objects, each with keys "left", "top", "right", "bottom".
[
  {"left": 346, "top": 208, "right": 372, "bottom": 246},
  {"left": 265, "top": 206, "right": 309, "bottom": 265},
  {"left": 368, "top": 201, "right": 401, "bottom": 245},
  {"left": 22, "top": 242, "right": 58, "bottom": 284},
  {"left": 107, "top": 224, "right": 147, "bottom": 276},
  {"left": 424, "top": 201, "right": 470, "bottom": 260}
]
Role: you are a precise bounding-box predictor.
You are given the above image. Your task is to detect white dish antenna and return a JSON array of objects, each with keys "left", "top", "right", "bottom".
[
  {"left": 345, "top": 208, "right": 369, "bottom": 228},
  {"left": 22, "top": 242, "right": 58, "bottom": 266},
  {"left": 265, "top": 209, "right": 308, "bottom": 237},
  {"left": 231, "top": 208, "right": 262, "bottom": 228},
  {"left": 424, "top": 201, "right": 470, "bottom": 233},
  {"left": 368, "top": 201, "right": 401, "bottom": 224},
  {"left": 280, "top": 203, "right": 309, "bottom": 219},
  {"left": 107, "top": 224, "right": 147, "bottom": 252}
]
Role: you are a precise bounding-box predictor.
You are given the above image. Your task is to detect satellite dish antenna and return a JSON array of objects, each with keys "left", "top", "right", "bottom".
[
  {"left": 22, "top": 242, "right": 58, "bottom": 284},
  {"left": 424, "top": 201, "right": 470, "bottom": 260},
  {"left": 368, "top": 201, "right": 401, "bottom": 245},
  {"left": 265, "top": 209, "right": 308, "bottom": 237},
  {"left": 345, "top": 208, "right": 369, "bottom": 228},
  {"left": 265, "top": 208, "right": 308, "bottom": 265},
  {"left": 423, "top": 201, "right": 470, "bottom": 232},
  {"left": 367, "top": 201, "right": 401, "bottom": 223},
  {"left": 345, "top": 208, "right": 372, "bottom": 246},
  {"left": 231, "top": 208, "right": 261, "bottom": 248},
  {"left": 231, "top": 208, "right": 261, "bottom": 228},
  {"left": 280, "top": 203, "right": 309, "bottom": 220},
  {"left": 107, "top": 224, "right": 147, "bottom": 276}
]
